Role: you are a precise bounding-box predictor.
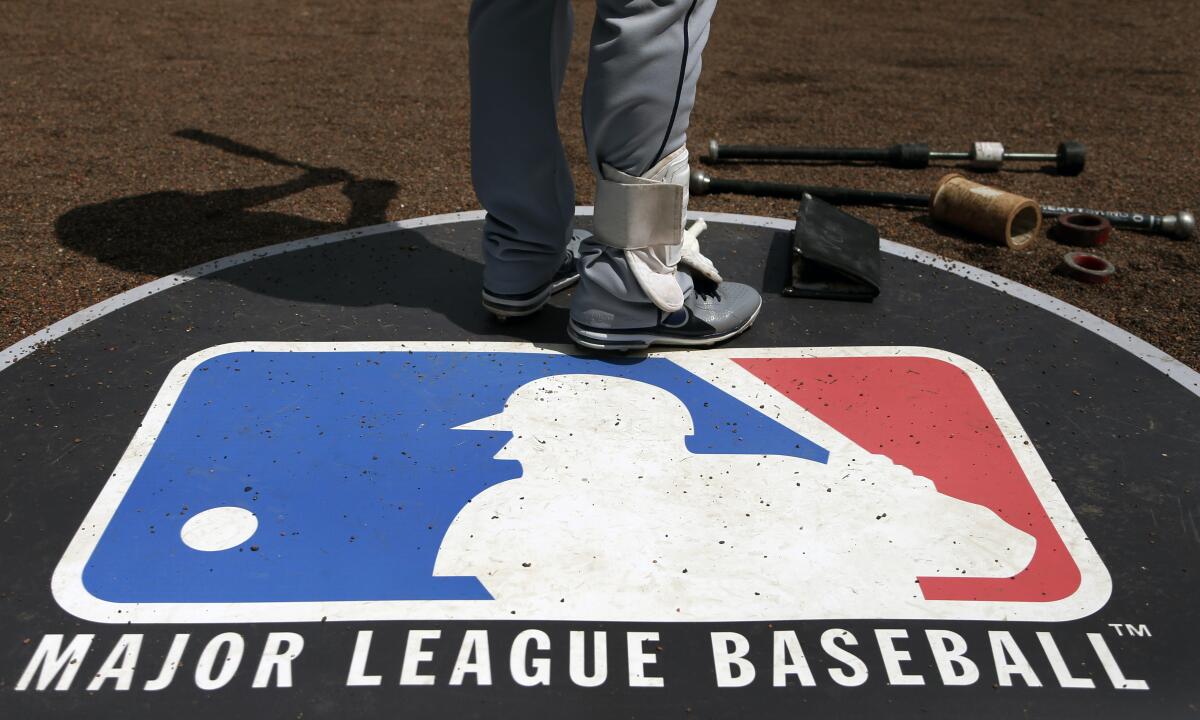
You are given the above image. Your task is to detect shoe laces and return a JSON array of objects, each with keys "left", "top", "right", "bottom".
[{"left": 691, "top": 273, "right": 722, "bottom": 302}]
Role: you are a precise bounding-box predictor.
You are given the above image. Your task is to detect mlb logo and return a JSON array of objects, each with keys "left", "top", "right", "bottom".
[{"left": 53, "top": 342, "right": 1110, "bottom": 623}]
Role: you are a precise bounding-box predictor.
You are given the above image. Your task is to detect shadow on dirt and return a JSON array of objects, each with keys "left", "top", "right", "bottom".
[
  {"left": 56, "top": 129, "right": 401, "bottom": 277},
  {"left": 53, "top": 130, "right": 553, "bottom": 338}
]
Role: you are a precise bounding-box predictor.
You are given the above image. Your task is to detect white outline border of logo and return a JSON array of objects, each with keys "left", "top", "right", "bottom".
[{"left": 52, "top": 341, "right": 1112, "bottom": 624}]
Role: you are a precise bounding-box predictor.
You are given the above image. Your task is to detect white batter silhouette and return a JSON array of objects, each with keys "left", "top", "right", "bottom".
[{"left": 434, "top": 374, "right": 1035, "bottom": 619}]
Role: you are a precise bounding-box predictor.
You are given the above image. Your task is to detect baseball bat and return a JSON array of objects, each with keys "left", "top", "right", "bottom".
[
  {"left": 706, "top": 139, "right": 1087, "bottom": 175},
  {"left": 689, "top": 170, "right": 927, "bottom": 208},
  {"left": 174, "top": 129, "right": 338, "bottom": 176},
  {"left": 690, "top": 170, "right": 1195, "bottom": 240}
]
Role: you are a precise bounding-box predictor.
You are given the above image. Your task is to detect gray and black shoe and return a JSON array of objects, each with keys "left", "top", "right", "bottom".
[
  {"left": 568, "top": 281, "right": 762, "bottom": 351},
  {"left": 482, "top": 231, "right": 586, "bottom": 319}
]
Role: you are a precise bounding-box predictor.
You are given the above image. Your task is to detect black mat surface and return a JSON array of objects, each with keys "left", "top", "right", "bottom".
[{"left": 1, "top": 217, "right": 1196, "bottom": 718}]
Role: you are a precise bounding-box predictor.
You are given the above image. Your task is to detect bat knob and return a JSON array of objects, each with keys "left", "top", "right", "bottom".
[
  {"left": 708, "top": 138, "right": 720, "bottom": 161},
  {"left": 1167, "top": 210, "right": 1196, "bottom": 240},
  {"left": 690, "top": 169, "right": 713, "bottom": 196}
]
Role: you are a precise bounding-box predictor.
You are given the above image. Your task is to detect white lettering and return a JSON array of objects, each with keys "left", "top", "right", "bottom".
[
  {"left": 144, "top": 634, "right": 190, "bottom": 691},
  {"left": 511, "top": 629, "right": 551, "bottom": 687},
  {"left": 400, "top": 630, "right": 441, "bottom": 686},
  {"left": 15, "top": 634, "right": 95, "bottom": 692},
  {"left": 194, "top": 632, "right": 244, "bottom": 690},
  {"left": 875, "top": 629, "right": 923, "bottom": 686},
  {"left": 346, "top": 630, "right": 382, "bottom": 687},
  {"left": 773, "top": 631, "right": 816, "bottom": 687},
  {"left": 1087, "top": 633, "right": 1148, "bottom": 690},
  {"left": 87, "top": 634, "right": 143, "bottom": 691},
  {"left": 626, "top": 632, "right": 664, "bottom": 688},
  {"left": 988, "top": 631, "right": 1041, "bottom": 688},
  {"left": 821, "top": 629, "right": 868, "bottom": 687},
  {"left": 711, "top": 632, "right": 755, "bottom": 688},
  {"left": 252, "top": 632, "right": 304, "bottom": 688},
  {"left": 449, "top": 630, "right": 492, "bottom": 686},
  {"left": 1108, "top": 623, "right": 1152, "bottom": 638},
  {"left": 926, "top": 630, "right": 978, "bottom": 686},
  {"left": 569, "top": 631, "right": 607, "bottom": 688},
  {"left": 1035, "top": 632, "right": 1093, "bottom": 689}
]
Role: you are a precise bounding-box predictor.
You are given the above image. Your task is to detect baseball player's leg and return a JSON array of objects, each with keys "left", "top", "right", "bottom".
[
  {"left": 569, "top": 0, "right": 761, "bottom": 349},
  {"left": 469, "top": 0, "right": 580, "bottom": 317}
]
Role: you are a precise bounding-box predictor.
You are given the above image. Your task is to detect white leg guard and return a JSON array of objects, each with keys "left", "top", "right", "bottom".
[
  {"left": 593, "top": 146, "right": 725, "bottom": 312},
  {"left": 593, "top": 146, "right": 691, "bottom": 313}
]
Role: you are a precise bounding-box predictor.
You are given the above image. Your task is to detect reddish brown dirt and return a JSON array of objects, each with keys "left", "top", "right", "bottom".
[{"left": 2, "top": 1, "right": 1197, "bottom": 367}]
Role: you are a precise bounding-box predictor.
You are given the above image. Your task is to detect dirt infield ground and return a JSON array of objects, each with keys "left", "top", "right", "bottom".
[{"left": 2, "top": 0, "right": 1197, "bottom": 368}]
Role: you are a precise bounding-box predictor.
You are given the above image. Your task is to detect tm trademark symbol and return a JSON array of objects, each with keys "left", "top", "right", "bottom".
[{"left": 1108, "top": 623, "right": 1152, "bottom": 638}]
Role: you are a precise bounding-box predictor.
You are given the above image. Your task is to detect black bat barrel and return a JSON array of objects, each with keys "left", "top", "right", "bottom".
[
  {"left": 690, "top": 171, "right": 928, "bottom": 208},
  {"left": 708, "top": 141, "right": 931, "bottom": 169}
]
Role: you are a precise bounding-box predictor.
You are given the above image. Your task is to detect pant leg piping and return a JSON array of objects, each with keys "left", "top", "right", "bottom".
[{"left": 644, "top": 0, "right": 700, "bottom": 176}]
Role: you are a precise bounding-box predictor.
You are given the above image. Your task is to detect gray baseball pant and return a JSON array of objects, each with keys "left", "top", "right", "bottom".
[{"left": 469, "top": 0, "right": 716, "bottom": 326}]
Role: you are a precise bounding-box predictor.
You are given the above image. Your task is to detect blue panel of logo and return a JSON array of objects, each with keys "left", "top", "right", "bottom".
[{"left": 83, "top": 351, "right": 828, "bottom": 603}]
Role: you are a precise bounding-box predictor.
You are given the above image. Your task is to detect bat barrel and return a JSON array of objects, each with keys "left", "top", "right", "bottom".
[
  {"left": 707, "top": 140, "right": 931, "bottom": 169},
  {"left": 710, "top": 143, "right": 888, "bottom": 162},
  {"left": 690, "top": 170, "right": 928, "bottom": 208}
]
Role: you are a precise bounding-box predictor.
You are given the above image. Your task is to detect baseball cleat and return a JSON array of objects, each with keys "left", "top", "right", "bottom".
[
  {"left": 568, "top": 281, "right": 762, "bottom": 351},
  {"left": 482, "top": 231, "right": 586, "bottom": 319}
]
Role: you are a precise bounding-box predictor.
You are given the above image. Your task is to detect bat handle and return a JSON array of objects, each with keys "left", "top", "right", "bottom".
[{"left": 1043, "top": 206, "right": 1195, "bottom": 240}]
